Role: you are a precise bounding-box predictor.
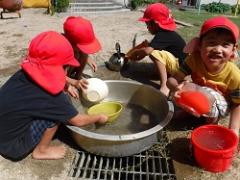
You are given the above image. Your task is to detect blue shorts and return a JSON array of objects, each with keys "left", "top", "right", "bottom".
[{"left": 30, "top": 120, "right": 56, "bottom": 146}]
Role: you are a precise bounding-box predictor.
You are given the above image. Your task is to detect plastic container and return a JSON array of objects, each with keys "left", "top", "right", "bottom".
[
  {"left": 191, "top": 125, "right": 238, "bottom": 172},
  {"left": 82, "top": 78, "right": 109, "bottom": 103},
  {"left": 87, "top": 101, "right": 123, "bottom": 123},
  {"left": 174, "top": 82, "right": 215, "bottom": 117},
  {"left": 175, "top": 91, "right": 210, "bottom": 117}
]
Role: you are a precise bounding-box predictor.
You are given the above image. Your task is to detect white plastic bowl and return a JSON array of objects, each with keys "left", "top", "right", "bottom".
[{"left": 82, "top": 78, "right": 109, "bottom": 102}]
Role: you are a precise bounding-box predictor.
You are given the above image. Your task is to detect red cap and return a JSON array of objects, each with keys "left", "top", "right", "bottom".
[
  {"left": 63, "top": 16, "right": 101, "bottom": 54},
  {"left": 184, "top": 16, "right": 239, "bottom": 54},
  {"left": 200, "top": 16, "right": 239, "bottom": 43},
  {"left": 21, "top": 31, "right": 80, "bottom": 95},
  {"left": 138, "top": 3, "right": 176, "bottom": 31}
]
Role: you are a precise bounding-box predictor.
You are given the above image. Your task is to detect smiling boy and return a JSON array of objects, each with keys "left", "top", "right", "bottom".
[{"left": 167, "top": 16, "right": 240, "bottom": 136}]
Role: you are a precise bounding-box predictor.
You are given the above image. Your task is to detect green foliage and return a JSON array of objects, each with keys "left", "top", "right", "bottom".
[
  {"left": 231, "top": 5, "right": 240, "bottom": 15},
  {"left": 131, "top": 0, "right": 171, "bottom": 10},
  {"left": 55, "top": 0, "right": 69, "bottom": 12},
  {"left": 171, "top": 8, "right": 240, "bottom": 46},
  {"left": 201, "top": 2, "right": 231, "bottom": 14},
  {"left": 131, "top": 0, "right": 142, "bottom": 9},
  {"left": 49, "top": 4, "right": 55, "bottom": 15}
]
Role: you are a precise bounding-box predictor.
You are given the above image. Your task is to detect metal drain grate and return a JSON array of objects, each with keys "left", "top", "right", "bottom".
[{"left": 68, "top": 131, "right": 176, "bottom": 180}]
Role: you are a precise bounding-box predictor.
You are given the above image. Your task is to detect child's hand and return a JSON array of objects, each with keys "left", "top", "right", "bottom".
[
  {"left": 126, "top": 49, "right": 147, "bottom": 61},
  {"left": 160, "top": 86, "right": 170, "bottom": 96},
  {"left": 96, "top": 114, "right": 109, "bottom": 124},
  {"left": 87, "top": 58, "right": 97, "bottom": 72},
  {"left": 75, "top": 79, "right": 88, "bottom": 91},
  {"left": 66, "top": 84, "right": 79, "bottom": 99},
  {"left": 126, "top": 40, "right": 149, "bottom": 59},
  {"left": 170, "top": 83, "right": 183, "bottom": 98},
  {"left": 125, "top": 49, "right": 138, "bottom": 61}
]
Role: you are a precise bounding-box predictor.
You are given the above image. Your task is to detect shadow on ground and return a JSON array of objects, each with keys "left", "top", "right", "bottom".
[
  {"left": 55, "top": 125, "right": 82, "bottom": 151},
  {"left": 170, "top": 137, "right": 196, "bottom": 166},
  {"left": 167, "top": 107, "right": 207, "bottom": 131}
]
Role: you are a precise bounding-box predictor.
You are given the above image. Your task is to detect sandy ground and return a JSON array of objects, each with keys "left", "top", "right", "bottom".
[
  {"left": 0, "top": 8, "right": 240, "bottom": 180},
  {"left": 0, "top": 8, "right": 151, "bottom": 76}
]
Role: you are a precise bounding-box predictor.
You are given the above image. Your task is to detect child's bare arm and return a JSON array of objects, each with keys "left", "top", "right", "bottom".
[
  {"left": 167, "top": 71, "right": 186, "bottom": 92},
  {"left": 86, "top": 57, "right": 97, "bottom": 72},
  {"left": 68, "top": 113, "right": 108, "bottom": 127},
  {"left": 126, "top": 46, "right": 154, "bottom": 61},
  {"left": 126, "top": 40, "right": 149, "bottom": 60},
  {"left": 66, "top": 76, "right": 77, "bottom": 86},
  {"left": 65, "top": 77, "right": 88, "bottom": 99},
  {"left": 229, "top": 104, "right": 240, "bottom": 136}
]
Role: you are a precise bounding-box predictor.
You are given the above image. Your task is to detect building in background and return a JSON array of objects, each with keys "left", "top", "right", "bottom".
[{"left": 181, "top": 0, "right": 238, "bottom": 7}]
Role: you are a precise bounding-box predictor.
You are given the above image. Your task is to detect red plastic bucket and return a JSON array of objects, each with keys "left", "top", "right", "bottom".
[{"left": 191, "top": 125, "right": 238, "bottom": 172}]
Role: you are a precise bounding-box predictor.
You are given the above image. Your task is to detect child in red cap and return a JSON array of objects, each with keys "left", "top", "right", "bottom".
[
  {"left": 0, "top": 31, "right": 108, "bottom": 161},
  {"left": 126, "top": 3, "right": 186, "bottom": 96},
  {"left": 167, "top": 16, "right": 240, "bottom": 136},
  {"left": 63, "top": 16, "right": 102, "bottom": 99}
]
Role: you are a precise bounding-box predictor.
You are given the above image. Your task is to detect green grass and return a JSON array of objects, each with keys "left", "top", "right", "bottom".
[{"left": 170, "top": 8, "right": 240, "bottom": 45}]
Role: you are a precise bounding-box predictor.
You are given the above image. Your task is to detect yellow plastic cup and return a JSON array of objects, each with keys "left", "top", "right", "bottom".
[{"left": 87, "top": 101, "right": 123, "bottom": 123}]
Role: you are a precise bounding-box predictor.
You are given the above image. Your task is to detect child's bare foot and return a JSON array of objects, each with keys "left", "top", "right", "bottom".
[{"left": 32, "top": 145, "right": 66, "bottom": 160}]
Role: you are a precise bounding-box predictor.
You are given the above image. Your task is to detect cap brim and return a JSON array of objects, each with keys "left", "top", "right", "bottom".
[
  {"left": 76, "top": 38, "right": 102, "bottom": 54},
  {"left": 158, "top": 22, "right": 176, "bottom": 31},
  {"left": 138, "top": 17, "right": 151, "bottom": 22},
  {"left": 201, "top": 25, "right": 238, "bottom": 43},
  {"left": 139, "top": 17, "right": 177, "bottom": 31},
  {"left": 66, "top": 57, "right": 80, "bottom": 67},
  {"left": 21, "top": 63, "right": 66, "bottom": 95}
]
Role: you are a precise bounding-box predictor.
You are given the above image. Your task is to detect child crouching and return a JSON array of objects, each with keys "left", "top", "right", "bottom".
[
  {"left": 167, "top": 16, "right": 240, "bottom": 136},
  {"left": 0, "top": 31, "right": 108, "bottom": 161}
]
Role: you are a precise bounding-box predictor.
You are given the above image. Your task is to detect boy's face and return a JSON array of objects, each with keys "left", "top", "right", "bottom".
[
  {"left": 72, "top": 45, "right": 88, "bottom": 58},
  {"left": 146, "top": 21, "right": 159, "bottom": 35},
  {"left": 199, "top": 28, "right": 237, "bottom": 73}
]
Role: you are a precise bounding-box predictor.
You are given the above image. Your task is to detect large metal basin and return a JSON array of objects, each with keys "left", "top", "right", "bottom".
[{"left": 67, "top": 80, "right": 174, "bottom": 157}]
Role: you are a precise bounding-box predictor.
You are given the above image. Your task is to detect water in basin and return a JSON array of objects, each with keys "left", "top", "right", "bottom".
[{"left": 80, "top": 103, "right": 159, "bottom": 135}]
